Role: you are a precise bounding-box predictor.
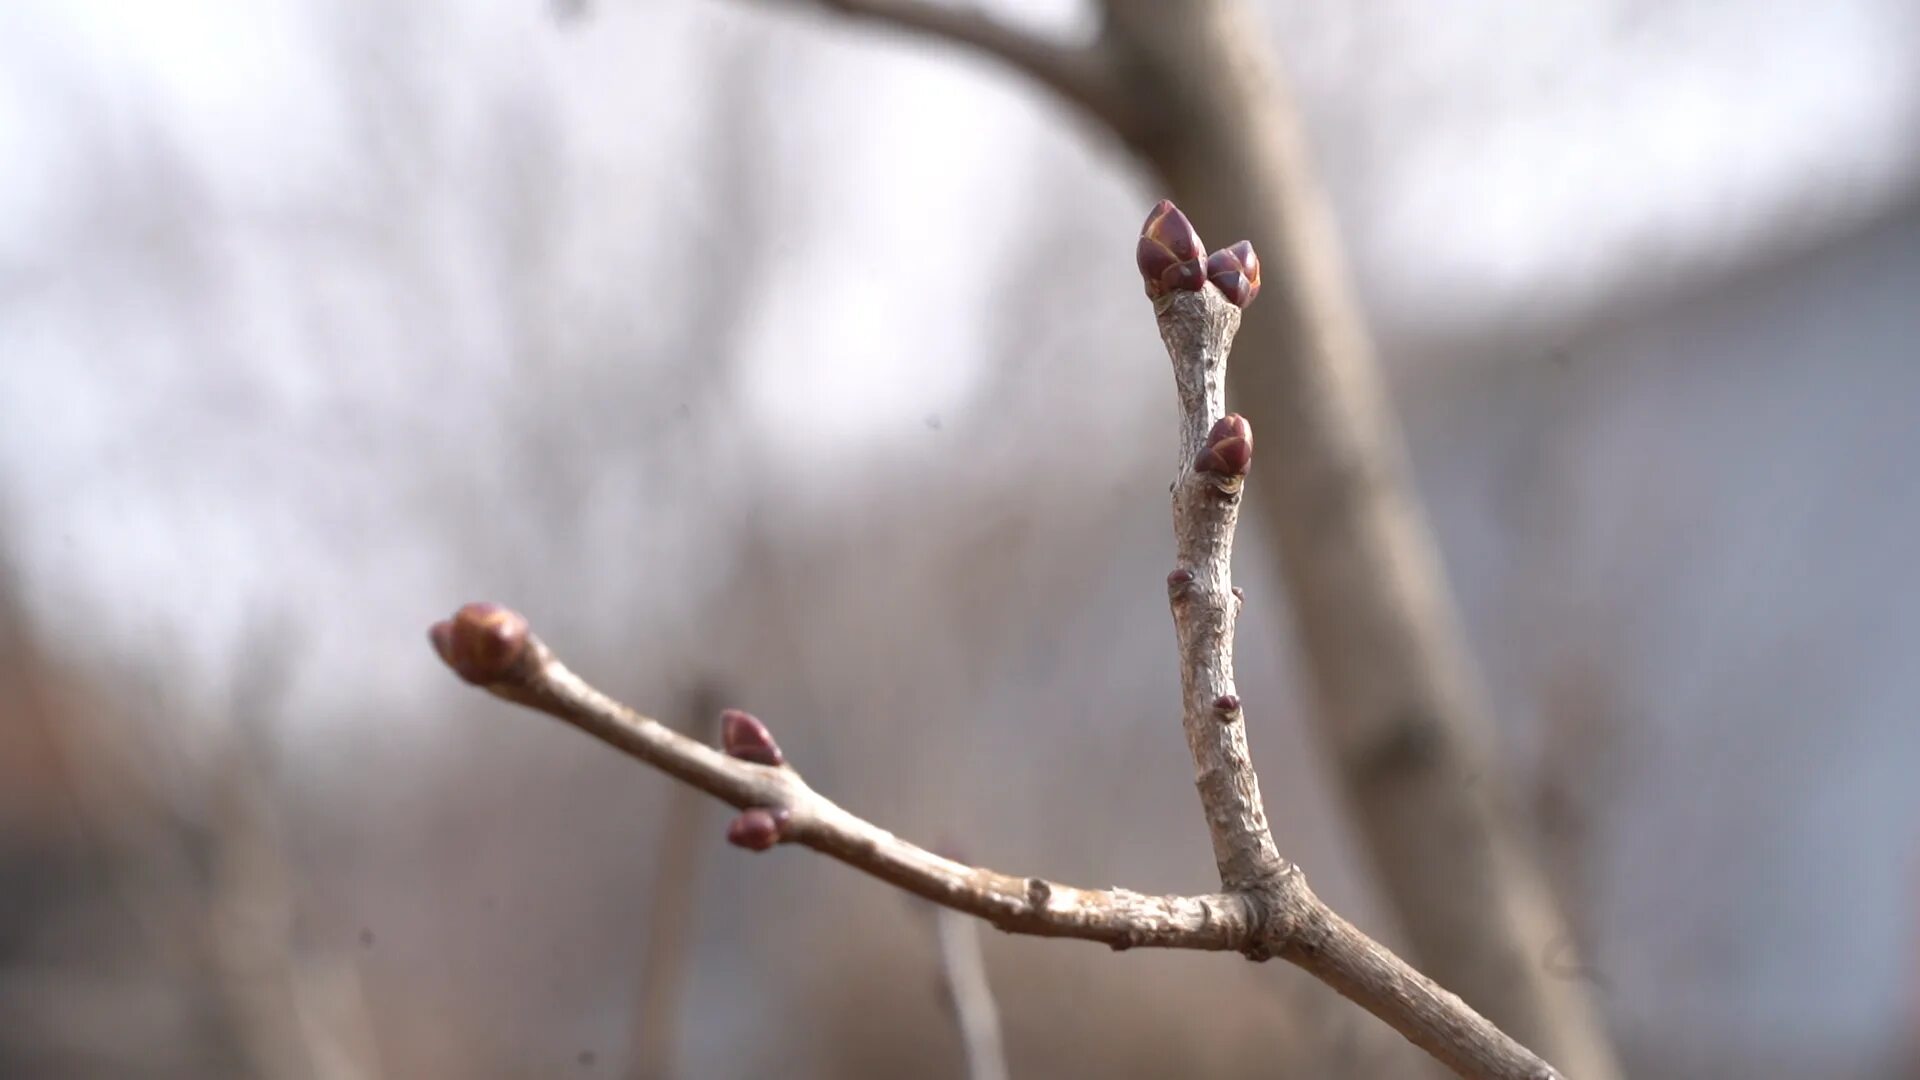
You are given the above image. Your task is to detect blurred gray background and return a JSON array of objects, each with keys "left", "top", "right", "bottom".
[{"left": 3, "top": 0, "right": 1919, "bottom": 1076}]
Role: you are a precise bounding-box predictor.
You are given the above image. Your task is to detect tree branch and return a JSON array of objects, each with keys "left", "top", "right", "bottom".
[
  {"left": 429, "top": 598, "right": 1554, "bottom": 1077},
  {"left": 784, "top": 0, "right": 1138, "bottom": 137},
  {"left": 1144, "top": 202, "right": 1282, "bottom": 893},
  {"left": 430, "top": 603, "right": 1255, "bottom": 954},
  {"left": 740, "top": 0, "right": 1621, "bottom": 1071},
  {"left": 428, "top": 202, "right": 1565, "bottom": 1079}
]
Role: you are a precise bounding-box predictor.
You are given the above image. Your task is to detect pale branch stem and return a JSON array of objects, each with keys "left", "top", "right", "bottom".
[
  {"left": 793, "top": 0, "right": 1136, "bottom": 136},
  {"left": 933, "top": 908, "right": 1009, "bottom": 1080},
  {"left": 431, "top": 601, "right": 1562, "bottom": 1079},
  {"left": 1282, "top": 901, "right": 1567, "bottom": 1080},
  {"left": 442, "top": 618, "right": 1256, "bottom": 953},
  {"left": 1156, "top": 285, "right": 1285, "bottom": 891}
]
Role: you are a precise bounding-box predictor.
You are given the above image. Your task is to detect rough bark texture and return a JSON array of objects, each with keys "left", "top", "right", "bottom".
[
  {"left": 1158, "top": 290, "right": 1284, "bottom": 891},
  {"left": 762, "top": 2, "right": 1621, "bottom": 1075}
]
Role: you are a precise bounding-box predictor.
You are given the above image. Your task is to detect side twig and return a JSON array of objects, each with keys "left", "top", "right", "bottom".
[{"left": 429, "top": 204, "right": 1563, "bottom": 1080}]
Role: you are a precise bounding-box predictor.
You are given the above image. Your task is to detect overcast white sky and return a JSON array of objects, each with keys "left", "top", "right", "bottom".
[{"left": 0, "top": 0, "right": 1917, "bottom": 699}]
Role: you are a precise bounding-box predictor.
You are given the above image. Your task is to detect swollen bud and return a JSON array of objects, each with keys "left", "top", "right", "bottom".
[
  {"left": 430, "top": 602, "right": 531, "bottom": 685},
  {"left": 721, "top": 709, "right": 785, "bottom": 767},
  {"left": 1213, "top": 694, "right": 1242, "bottom": 721},
  {"left": 1206, "top": 241, "right": 1262, "bottom": 309},
  {"left": 1194, "top": 414, "right": 1253, "bottom": 477},
  {"left": 725, "top": 807, "right": 791, "bottom": 851},
  {"left": 1138, "top": 200, "right": 1209, "bottom": 299}
]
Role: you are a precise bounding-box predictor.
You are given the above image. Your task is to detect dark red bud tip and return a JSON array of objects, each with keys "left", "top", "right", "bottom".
[
  {"left": 721, "top": 709, "right": 785, "bottom": 767},
  {"left": 1206, "top": 241, "right": 1262, "bottom": 308},
  {"left": 1138, "top": 201, "right": 1209, "bottom": 299},
  {"left": 431, "top": 602, "right": 531, "bottom": 684},
  {"left": 1195, "top": 414, "right": 1254, "bottom": 477},
  {"left": 1141, "top": 200, "right": 1204, "bottom": 263},
  {"left": 1167, "top": 568, "right": 1195, "bottom": 589},
  {"left": 725, "top": 807, "right": 791, "bottom": 851},
  {"left": 1213, "top": 694, "right": 1241, "bottom": 717}
]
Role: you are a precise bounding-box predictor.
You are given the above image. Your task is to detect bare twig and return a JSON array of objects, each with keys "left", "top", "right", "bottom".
[
  {"left": 755, "top": 2, "right": 1621, "bottom": 1075},
  {"left": 932, "top": 907, "right": 1008, "bottom": 1080},
  {"left": 430, "top": 599, "right": 1555, "bottom": 1077},
  {"left": 429, "top": 203, "right": 1563, "bottom": 1080}
]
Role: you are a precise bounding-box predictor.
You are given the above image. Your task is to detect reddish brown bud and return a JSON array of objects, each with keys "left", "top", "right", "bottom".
[
  {"left": 721, "top": 709, "right": 785, "bottom": 767},
  {"left": 431, "top": 602, "right": 530, "bottom": 684},
  {"left": 1166, "top": 568, "right": 1195, "bottom": 590},
  {"left": 1142, "top": 200, "right": 1204, "bottom": 262},
  {"left": 1213, "top": 694, "right": 1242, "bottom": 720},
  {"left": 725, "top": 807, "right": 790, "bottom": 851},
  {"left": 1206, "top": 240, "right": 1262, "bottom": 308},
  {"left": 1138, "top": 200, "right": 1209, "bottom": 299},
  {"left": 1195, "top": 414, "right": 1253, "bottom": 477}
]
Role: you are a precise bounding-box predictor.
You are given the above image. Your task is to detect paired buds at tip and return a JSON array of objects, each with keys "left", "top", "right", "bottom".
[
  {"left": 429, "top": 602, "right": 531, "bottom": 685},
  {"left": 1137, "top": 201, "right": 1262, "bottom": 309},
  {"left": 726, "top": 806, "right": 792, "bottom": 852},
  {"left": 720, "top": 709, "right": 786, "bottom": 767},
  {"left": 1194, "top": 414, "right": 1253, "bottom": 477}
]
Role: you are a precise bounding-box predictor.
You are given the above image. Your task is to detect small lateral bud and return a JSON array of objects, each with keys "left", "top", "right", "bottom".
[
  {"left": 1213, "top": 694, "right": 1242, "bottom": 720},
  {"left": 431, "top": 602, "right": 530, "bottom": 685},
  {"left": 1206, "top": 240, "right": 1262, "bottom": 309},
  {"left": 1138, "top": 200, "right": 1209, "bottom": 299},
  {"left": 1232, "top": 585, "right": 1246, "bottom": 603},
  {"left": 1166, "top": 567, "right": 1195, "bottom": 590},
  {"left": 725, "top": 807, "right": 791, "bottom": 851},
  {"left": 1195, "top": 414, "right": 1253, "bottom": 477},
  {"left": 721, "top": 709, "right": 785, "bottom": 767}
]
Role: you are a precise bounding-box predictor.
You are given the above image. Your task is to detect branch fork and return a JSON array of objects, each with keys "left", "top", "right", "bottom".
[{"left": 426, "top": 202, "right": 1565, "bottom": 1080}]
